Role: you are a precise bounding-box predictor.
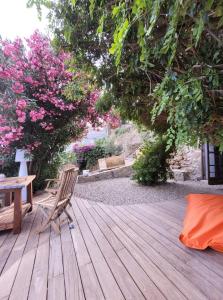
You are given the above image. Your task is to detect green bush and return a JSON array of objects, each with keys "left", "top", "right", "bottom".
[
  {"left": 85, "top": 145, "right": 106, "bottom": 169},
  {"left": 96, "top": 138, "right": 122, "bottom": 157},
  {"left": 73, "top": 138, "right": 123, "bottom": 171},
  {"left": 33, "top": 150, "right": 77, "bottom": 191},
  {"left": 114, "top": 126, "right": 131, "bottom": 136},
  {"left": 73, "top": 145, "right": 106, "bottom": 170},
  {"left": 132, "top": 137, "right": 171, "bottom": 185},
  {"left": 0, "top": 153, "right": 18, "bottom": 177}
]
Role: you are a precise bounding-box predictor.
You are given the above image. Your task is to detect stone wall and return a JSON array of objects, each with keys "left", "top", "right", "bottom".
[
  {"left": 168, "top": 147, "right": 202, "bottom": 181},
  {"left": 78, "top": 164, "right": 133, "bottom": 183}
]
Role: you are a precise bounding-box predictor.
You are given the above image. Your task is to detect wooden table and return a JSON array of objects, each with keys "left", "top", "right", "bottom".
[{"left": 0, "top": 175, "right": 36, "bottom": 234}]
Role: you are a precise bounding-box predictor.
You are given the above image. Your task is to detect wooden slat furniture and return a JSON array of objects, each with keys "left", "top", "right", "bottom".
[
  {"left": 0, "top": 175, "right": 35, "bottom": 234},
  {"left": 45, "top": 163, "right": 77, "bottom": 195},
  {"left": 36, "top": 167, "right": 78, "bottom": 234}
]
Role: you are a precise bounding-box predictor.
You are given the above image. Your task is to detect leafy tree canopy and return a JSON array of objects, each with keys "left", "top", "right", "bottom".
[{"left": 29, "top": 0, "right": 223, "bottom": 149}]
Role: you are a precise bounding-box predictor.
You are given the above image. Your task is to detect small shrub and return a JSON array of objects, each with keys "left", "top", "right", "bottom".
[
  {"left": 57, "top": 151, "right": 76, "bottom": 166},
  {"left": 0, "top": 153, "right": 18, "bottom": 177},
  {"left": 132, "top": 137, "right": 172, "bottom": 185},
  {"left": 85, "top": 146, "right": 106, "bottom": 169},
  {"left": 32, "top": 150, "right": 77, "bottom": 191},
  {"left": 73, "top": 139, "right": 123, "bottom": 171},
  {"left": 114, "top": 126, "right": 131, "bottom": 136},
  {"left": 96, "top": 138, "right": 123, "bottom": 157},
  {"left": 34, "top": 155, "right": 61, "bottom": 191},
  {"left": 73, "top": 144, "right": 105, "bottom": 170}
]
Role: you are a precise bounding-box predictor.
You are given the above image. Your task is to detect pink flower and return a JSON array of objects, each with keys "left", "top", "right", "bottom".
[
  {"left": 12, "top": 82, "right": 25, "bottom": 94},
  {"left": 29, "top": 108, "right": 45, "bottom": 122},
  {"left": 5, "top": 132, "right": 13, "bottom": 140},
  {"left": 17, "top": 99, "right": 27, "bottom": 109},
  {"left": 24, "top": 76, "right": 33, "bottom": 84}
]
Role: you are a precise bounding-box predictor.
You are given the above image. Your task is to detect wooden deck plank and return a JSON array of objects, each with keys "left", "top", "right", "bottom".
[
  {"left": 47, "top": 225, "right": 66, "bottom": 300},
  {"left": 28, "top": 223, "right": 50, "bottom": 300},
  {"left": 9, "top": 209, "right": 42, "bottom": 300},
  {"left": 114, "top": 205, "right": 223, "bottom": 299},
  {"left": 78, "top": 198, "right": 146, "bottom": 300},
  {"left": 98, "top": 203, "right": 208, "bottom": 300},
  {"left": 94, "top": 202, "right": 185, "bottom": 300},
  {"left": 152, "top": 199, "right": 186, "bottom": 217},
  {"left": 0, "top": 194, "right": 223, "bottom": 300},
  {"left": 120, "top": 205, "right": 223, "bottom": 294},
  {"left": 48, "top": 227, "right": 64, "bottom": 278},
  {"left": 132, "top": 204, "right": 223, "bottom": 276},
  {"left": 82, "top": 199, "right": 166, "bottom": 300},
  {"left": 123, "top": 204, "right": 223, "bottom": 290},
  {"left": 0, "top": 210, "right": 36, "bottom": 299},
  {"left": 60, "top": 218, "right": 85, "bottom": 300},
  {"left": 72, "top": 200, "right": 124, "bottom": 300},
  {"left": 48, "top": 274, "right": 66, "bottom": 300},
  {"left": 0, "top": 233, "right": 18, "bottom": 275},
  {"left": 0, "top": 231, "right": 9, "bottom": 248},
  {"left": 69, "top": 203, "right": 105, "bottom": 300}
]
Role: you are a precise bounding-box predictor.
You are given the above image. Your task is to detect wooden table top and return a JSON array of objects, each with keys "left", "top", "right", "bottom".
[{"left": 0, "top": 175, "right": 36, "bottom": 190}]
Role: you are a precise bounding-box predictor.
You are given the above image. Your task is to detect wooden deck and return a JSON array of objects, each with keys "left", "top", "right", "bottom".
[{"left": 0, "top": 195, "right": 223, "bottom": 300}]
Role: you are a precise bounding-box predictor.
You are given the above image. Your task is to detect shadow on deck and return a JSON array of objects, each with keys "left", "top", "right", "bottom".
[{"left": 0, "top": 195, "right": 222, "bottom": 299}]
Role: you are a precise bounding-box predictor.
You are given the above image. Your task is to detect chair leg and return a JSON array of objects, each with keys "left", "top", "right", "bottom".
[
  {"left": 51, "top": 219, "right": 60, "bottom": 234},
  {"left": 64, "top": 208, "right": 73, "bottom": 223},
  {"left": 37, "top": 206, "right": 60, "bottom": 234},
  {"left": 36, "top": 206, "right": 51, "bottom": 233}
]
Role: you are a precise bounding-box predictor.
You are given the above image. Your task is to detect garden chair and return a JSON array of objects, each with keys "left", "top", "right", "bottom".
[
  {"left": 36, "top": 166, "right": 78, "bottom": 234},
  {"left": 45, "top": 163, "right": 77, "bottom": 195}
]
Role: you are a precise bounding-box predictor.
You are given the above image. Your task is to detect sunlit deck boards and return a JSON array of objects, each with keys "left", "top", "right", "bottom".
[{"left": 0, "top": 195, "right": 223, "bottom": 299}]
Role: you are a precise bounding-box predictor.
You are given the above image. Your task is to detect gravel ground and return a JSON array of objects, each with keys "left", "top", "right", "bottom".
[{"left": 74, "top": 177, "right": 223, "bottom": 205}]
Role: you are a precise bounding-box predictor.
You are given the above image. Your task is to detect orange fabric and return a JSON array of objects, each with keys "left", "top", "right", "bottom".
[{"left": 179, "top": 194, "right": 223, "bottom": 252}]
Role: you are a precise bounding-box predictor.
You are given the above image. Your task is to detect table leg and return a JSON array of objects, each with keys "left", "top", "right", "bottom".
[
  {"left": 27, "top": 182, "right": 33, "bottom": 212},
  {"left": 13, "top": 189, "right": 22, "bottom": 234}
]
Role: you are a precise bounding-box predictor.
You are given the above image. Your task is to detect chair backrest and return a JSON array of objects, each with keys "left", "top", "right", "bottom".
[
  {"left": 58, "top": 163, "right": 78, "bottom": 180},
  {"left": 51, "top": 166, "right": 78, "bottom": 219}
]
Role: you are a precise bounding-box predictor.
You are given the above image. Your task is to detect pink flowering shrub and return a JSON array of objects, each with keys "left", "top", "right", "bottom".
[
  {"left": 0, "top": 31, "right": 120, "bottom": 188},
  {"left": 0, "top": 31, "right": 111, "bottom": 151},
  {"left": 0, "top": 31, "right": 112, "bottom": 188}
]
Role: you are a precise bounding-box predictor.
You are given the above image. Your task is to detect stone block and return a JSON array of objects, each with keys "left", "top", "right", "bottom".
[
  {"left": 173, "top": 170, "right": 188, "bottom": 181},
  {"left": 112, "top": 165, "right": 133, "bottom": 178}
]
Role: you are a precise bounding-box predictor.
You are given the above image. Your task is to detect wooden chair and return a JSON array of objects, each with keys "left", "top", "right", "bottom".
[
  {"left": 45, "top": 164, "right": 77, "bottom": 195},
  {"left": 36, "top": 166, "right": 78, "bottom": 234}
]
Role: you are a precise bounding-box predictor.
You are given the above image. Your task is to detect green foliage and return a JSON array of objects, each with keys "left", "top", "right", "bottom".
[
  {"left": 114, "top": 126, "right": 131, "bottom": 136},
  {"left": 132, "top": 136, "right": 172, "bottom": 185},
  {"left": 95, "top": 92, "right": 114, "bottom": 114},
  {"left": 0, "top": 153, "right": 18, "bottom": 177},
  {"left": 33, "top": 153, "right": 61, "bottom": 191},
  {"left": 85, "top": 145, "right": 105, "bottom": 169},
  {"left": 33, "top": 150, "right": 76, "bottom": 191},
  {"left": 96, "top": 138, "right": 123, "bottom": 157},
  {"left": 109, "top": 19, "right": 130, "bottom": 66},
  {"left": 29, "top": 0, "right": 223, "bottom": 148},
  {"left": 74, "top": 138, "right": 123, "bottom": 171},
  {"left": 74, "top": 145, "right": 105, "bottom": 170},
  {"left": 57, "top": 151, "right": 76, "bottom": 166}
]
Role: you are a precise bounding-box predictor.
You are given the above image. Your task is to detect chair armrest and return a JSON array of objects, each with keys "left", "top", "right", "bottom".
[
  {"left": 35, "top": 194, "right": 53, "bottom": 205},
  {"left": 45, "top": 178, "right": 61, "bottom": 190},
  {"left": 45, "top": 178, "right": 60, "bottom": 182}
]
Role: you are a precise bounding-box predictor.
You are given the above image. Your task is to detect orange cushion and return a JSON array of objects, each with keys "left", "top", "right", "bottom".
[{"left": 179, "top": 194, "right": 223, "bottom": 252}]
